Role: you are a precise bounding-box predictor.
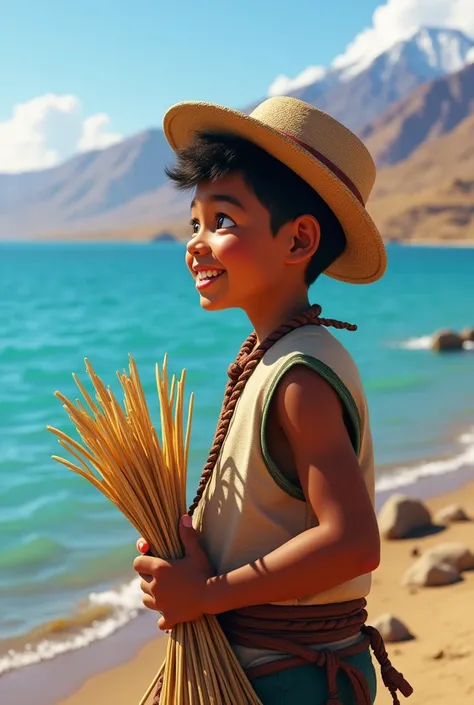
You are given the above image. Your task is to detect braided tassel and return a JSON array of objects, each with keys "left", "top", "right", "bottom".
[{"left": 364, "top": 626, "right": 413, "bottom": 702}]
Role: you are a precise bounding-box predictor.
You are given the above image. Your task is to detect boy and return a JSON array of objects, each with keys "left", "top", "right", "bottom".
[{"left": 133, "top": 96, "right": 412, "bottom": 704}]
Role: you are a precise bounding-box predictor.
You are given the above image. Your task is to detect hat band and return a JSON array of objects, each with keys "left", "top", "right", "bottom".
[{"left": 279, "top": 131, "right": 364, "bottom": 205}]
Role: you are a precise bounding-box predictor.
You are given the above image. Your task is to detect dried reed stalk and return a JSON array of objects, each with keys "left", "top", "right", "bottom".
[{"left": 47, "top": 355, "right": 262, "bottom": 704}]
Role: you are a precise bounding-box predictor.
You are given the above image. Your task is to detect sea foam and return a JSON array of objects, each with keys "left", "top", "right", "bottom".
[
  {"left": 0, "top": 578, "right": 144, "bottom": 675},
  {"left": 396, "top": 335, "right": 474, "bottom": 351},
  {"left": 376, "top": 427, "right": 474, "bottom": 492}
]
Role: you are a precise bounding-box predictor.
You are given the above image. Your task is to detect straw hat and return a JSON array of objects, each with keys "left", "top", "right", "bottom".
[{"left": 163, "top": 96, "right": 387, "bottom": 284}]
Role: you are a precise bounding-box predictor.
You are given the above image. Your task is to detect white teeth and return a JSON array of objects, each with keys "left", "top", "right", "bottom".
[{"left": 197, "top": 269, "right": 223, "bottom": 280}]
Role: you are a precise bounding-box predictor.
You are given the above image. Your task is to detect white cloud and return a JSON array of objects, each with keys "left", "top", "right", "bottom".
[
  {"left": 268, "top": 0, "right": 474, "bottom": 95},
  {"left": 333, "top": 0, "right": 474, "bottom": 70},
  {"left": 0, "top": 93, "right": 123, "bottom": 173},
  {"left": 268, "top": 66, "right": 327, "bottom": 97},
  {"left": 78, "top": 113, "right": 123, "bottom": 152}
]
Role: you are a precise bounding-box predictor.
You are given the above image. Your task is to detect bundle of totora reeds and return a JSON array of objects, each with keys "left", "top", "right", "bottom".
[{"left": 47, "top": 355, "right": 262, "bottom": 705}]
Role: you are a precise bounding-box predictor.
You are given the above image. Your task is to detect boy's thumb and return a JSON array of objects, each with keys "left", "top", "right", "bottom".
[{"left": 179, "top": 515, "right": 199, "bottom": 552}]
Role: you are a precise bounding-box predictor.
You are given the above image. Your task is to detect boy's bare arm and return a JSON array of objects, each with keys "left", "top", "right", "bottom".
[{"left": 204, "top": 365, "right": 380, "bottom": 614}]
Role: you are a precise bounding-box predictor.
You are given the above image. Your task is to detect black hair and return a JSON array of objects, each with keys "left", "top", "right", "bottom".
[{"left": 165, "top": 132, "right": 346, "bottom": 285}]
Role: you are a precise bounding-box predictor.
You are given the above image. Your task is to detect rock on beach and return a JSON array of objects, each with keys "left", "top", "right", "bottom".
[
  {"left": 402, "top": 542, "right": 474, "bottom": 587},
  {"left": 371, "top": 614, "right": 414, "bottom": 642},
  {"left": 422, "top": 542, "right": 474, "bottom": 572},
  {"left": 402, "top": 554, "right": 461, "bottom": 587},
  {"left": 434, "top": 504, "right": 470, "bottom": 525},
  {"left": 378, "top": 495, "right": 433, "bottom": 539}
]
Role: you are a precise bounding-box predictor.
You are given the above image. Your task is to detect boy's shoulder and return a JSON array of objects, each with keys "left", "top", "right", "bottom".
[
  {"left": 258, "top": 324, "right": 368, "bottom": 433},
  {"left": 264, "top": 324, "right": 360, "bottom": 378}
]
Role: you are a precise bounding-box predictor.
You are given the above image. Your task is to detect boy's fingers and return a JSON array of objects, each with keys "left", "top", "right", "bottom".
[
  {"left": 158, "top": 614, "right": 172, "bottom": 631},
  {"left": 140, "top": 577, "right": 154, "bottom": 595},
  {"left": 142, "top": 593, "right": 156, "bottom": 611},
  {"left": 133, "top": 554, "right": 156, "bottom": 575}
]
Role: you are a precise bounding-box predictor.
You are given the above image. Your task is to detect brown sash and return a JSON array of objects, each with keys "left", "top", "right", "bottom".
[{"left": 218, "top": 599, "right": 413, "bottom": 705}]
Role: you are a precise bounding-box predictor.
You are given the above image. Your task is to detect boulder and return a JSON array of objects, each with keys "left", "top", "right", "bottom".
[
  {"left": 434, "top": 504, "right": 470, "bottom": 525},
  {"left": 378, "top": 494, "right": 433, "bottom": 539},
  {"left": 460, "top": 327, "right": 474, "bottom": 343},
  {"left": 423, "top": 542, "right": 474, "bottom": 572},
  {"left": 431, "top": 329, "right": 464, "bottom": 352},
  {"left": 371, "top": 614, "right": 413, "bottom": 642},
  {"left": 402, "top": 554, "right": 460, "bottom": 587}
]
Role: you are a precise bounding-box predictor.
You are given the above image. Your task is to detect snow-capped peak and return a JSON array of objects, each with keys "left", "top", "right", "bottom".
[
  {"left": 411, "top": 27, "right": 474, "bottom": 73},
  {"left": 339, "top": 27, "right": 474, "bottom": 83}
]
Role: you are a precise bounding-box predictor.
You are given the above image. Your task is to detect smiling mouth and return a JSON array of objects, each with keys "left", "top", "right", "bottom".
[{"left": 195, "top": 270, "right": 226, "bottom": 290}]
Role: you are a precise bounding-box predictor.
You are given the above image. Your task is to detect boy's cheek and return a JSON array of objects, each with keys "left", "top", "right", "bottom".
[
  {"left": 214, "top": 237, "right": 239, "bottom": 262},
  {"left": 218, "top": 238, "right": 259, "bottom": 272}
]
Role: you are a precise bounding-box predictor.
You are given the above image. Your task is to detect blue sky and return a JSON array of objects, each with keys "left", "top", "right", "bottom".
[
  {"left": 1, "top": 0, "right": 381, "bottom": 133},
  {"left": 0, "top": 0, "right": 471, "bottom": 172}
]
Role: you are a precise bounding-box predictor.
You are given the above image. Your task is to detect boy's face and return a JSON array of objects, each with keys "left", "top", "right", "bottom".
[{"left": 186, "top": 172, "right": 291, "bottom": 312}]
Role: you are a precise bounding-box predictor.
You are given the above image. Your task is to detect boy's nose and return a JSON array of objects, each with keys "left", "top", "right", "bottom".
[{"left": 186, "top": 237, "right": 210, "bottom": 257}]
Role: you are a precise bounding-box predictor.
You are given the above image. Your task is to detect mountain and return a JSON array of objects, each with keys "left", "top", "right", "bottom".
[
  {"left": 339, "top": 26, "right": 474, "bottom": 83},
  {"left": 0, "top": 129, "right": 188, "bottom": 239},
  {"left": 289, "top": 27, "right": 474, "bottom": 131},
  {"left": 368, "top": 111, "right": 474, "bottom": 243},
  {"left": 1, "top": 26, "right": 473, "bottom": 241},
  {"left": 59, "top": 107, "right": 474, "bottom": 247},
  {"left": 361, "top": 61, "right": 474, "bottom": 166}
]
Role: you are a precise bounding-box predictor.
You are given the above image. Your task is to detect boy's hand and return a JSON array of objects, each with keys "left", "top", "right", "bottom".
[{"left": 133, "top": 515, "right": 214, "bottom": 631}]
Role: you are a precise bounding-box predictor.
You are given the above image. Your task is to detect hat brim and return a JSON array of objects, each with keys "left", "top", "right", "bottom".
[{"left": 163, "top": 102, "right": 387, "bottom": 284}]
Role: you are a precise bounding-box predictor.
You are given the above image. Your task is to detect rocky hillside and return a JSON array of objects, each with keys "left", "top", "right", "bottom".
[
  {"left": 0, "top": 129, "right": 187, "bottom": 239},
  {"left": 361, "top": 61, "right": 474, "bottom": 167},
  {"left": 368, "top": 112, "right": 474, "bottom": 243}
]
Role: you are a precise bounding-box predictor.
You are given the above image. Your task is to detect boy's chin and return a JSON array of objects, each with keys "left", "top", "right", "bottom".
[
  {"left": 199, "top": 295, "right": 232, "bottom": 312},
  {"left": 200, "top": 297, "right": 224, "bottom": 311}
]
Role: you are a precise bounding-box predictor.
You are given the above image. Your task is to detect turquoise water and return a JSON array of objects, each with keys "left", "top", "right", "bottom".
[{"left": 1, "top": 242, "right": 474, "bottom": 672}]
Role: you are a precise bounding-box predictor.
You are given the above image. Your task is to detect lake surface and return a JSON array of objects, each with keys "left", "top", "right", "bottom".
[{"left": 1, "top": 242, "right": 473, "bottom": 674}]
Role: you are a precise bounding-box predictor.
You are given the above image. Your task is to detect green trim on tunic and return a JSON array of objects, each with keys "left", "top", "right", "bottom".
[{"left": 260, "top": 354, "right": 362, "bottom": 501}]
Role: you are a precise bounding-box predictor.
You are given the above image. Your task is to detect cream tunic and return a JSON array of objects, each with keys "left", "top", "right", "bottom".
[{"left": 194, "top": 325, "right": 375, "bottom": 668}]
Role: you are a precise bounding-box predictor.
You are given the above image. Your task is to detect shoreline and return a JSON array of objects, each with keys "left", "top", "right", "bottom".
[
  {"left": 0, "top": 612, "right": 163, "bottom": 705},
  {"left": 2, "top": 238, "right": 474, "bottom": 249},
  {"left": 1, "top": 462, "right": 473, "bottom": 705},
  {"left": 5, "top": 421, "right": 471, "bottom": 676},
  {"left": 396, "top": 239, "right": 474, "bottom": 248}
]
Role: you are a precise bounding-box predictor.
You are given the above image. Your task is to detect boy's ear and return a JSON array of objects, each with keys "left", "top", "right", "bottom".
[{"left": 285, "top": 215, "right": 321, "bottom": 266}]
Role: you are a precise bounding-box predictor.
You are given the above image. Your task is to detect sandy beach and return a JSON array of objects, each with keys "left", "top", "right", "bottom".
[{"left": 35, "top": 479, "right": 472, "bottom": 705}]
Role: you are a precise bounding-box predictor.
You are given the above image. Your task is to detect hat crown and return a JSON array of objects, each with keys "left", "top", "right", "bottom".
[{"left": 250, "top": 97, "right": 376, "bottom": 204}]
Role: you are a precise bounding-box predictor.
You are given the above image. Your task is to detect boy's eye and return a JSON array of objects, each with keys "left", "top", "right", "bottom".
[
  {"left": 189, "top": 214, "right": 235, "bottom": 236},
  {"left": 216, "top": 214, "right": 235, "bottom": 229}
]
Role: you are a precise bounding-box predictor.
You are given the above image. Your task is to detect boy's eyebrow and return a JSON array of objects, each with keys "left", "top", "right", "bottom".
[{"left": 190, "top": 194, "right": 245, "bottom": 211}]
